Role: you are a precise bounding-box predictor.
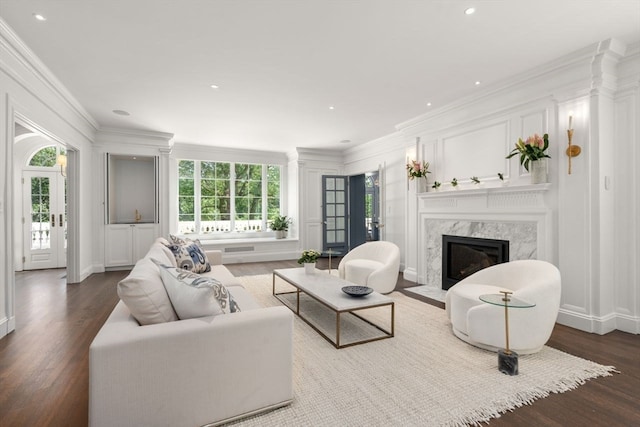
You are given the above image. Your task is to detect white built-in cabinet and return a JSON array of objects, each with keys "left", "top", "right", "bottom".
[
  {"left": 105, "top": 223, "right": 158, "bottom": 267},
  {"left": 104, "top": 153, "right": 160, "bottom": 267}
]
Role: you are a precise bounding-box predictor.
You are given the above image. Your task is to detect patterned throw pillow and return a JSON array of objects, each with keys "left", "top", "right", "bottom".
[
  {"left": 164, "top": 235, "right": 211, "bottom": 273},
  {"left": 168, "top": 234, "right": 189, "bottom": 245},
  {"left": 151, "top": 259, "right": 240, "bottom": 319}
]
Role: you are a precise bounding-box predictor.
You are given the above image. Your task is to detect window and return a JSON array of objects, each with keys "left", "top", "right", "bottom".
[
  {"left": 28, "top": 146, "right": 66, "bottom": 167},
  {"left": 178, "top": 160, "right": 282, "bottom": 235}
]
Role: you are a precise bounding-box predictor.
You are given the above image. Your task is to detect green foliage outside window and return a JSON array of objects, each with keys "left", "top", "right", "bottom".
[
  {"left": 31, "top": 177, "right": 50, "bottom": 223},
  {"left": 29, "top": 146, "right": 67, "bottom": 168},
  {"left": 178, "top": 159, "right": 281, "bottom": 234},
  {"left": 178, "top": 160, "right": 195, "bottom": 223},
  {"left": 29, "top": 146, "right": 57, "bottom": 167},
  {"left": 267, "top": 165, "right": 280, "bottom": 218}
]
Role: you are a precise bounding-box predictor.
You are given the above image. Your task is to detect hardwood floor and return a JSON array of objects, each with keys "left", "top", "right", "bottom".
[{"left": 1, "top": 260, "right": 638, "bottom": 426}]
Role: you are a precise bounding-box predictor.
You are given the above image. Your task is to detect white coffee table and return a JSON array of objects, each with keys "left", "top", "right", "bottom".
[{"left": 273, "top": 267, "right": 394, "bottom": 348}]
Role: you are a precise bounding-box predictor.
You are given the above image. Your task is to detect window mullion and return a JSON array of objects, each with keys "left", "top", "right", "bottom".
[
  {"left": 194, "top": 161, "right": 202, "bottom": 234},
  {"left": 262, "top": 165, "right": 268, "bottom": 231},
  {"left": 230, "top": 162, "right": 236, "bottom": 232}
]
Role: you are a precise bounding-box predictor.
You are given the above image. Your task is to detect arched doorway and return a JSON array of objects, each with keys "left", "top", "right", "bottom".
[
  {"left": 13, "top": 124, "right": 68, "bottom": 271},
  {"left": 22, "top": 146, "right": 67, "bottom": 269}
]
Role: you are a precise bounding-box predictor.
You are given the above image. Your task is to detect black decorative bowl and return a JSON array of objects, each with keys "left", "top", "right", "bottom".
[{"left": 342, "top": 286, "right": 373, "bottom": 297}]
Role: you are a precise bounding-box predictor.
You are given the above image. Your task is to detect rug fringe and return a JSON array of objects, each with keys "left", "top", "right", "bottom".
[{"left": 443, "top": 364, "right": 618, "bottom": 427}]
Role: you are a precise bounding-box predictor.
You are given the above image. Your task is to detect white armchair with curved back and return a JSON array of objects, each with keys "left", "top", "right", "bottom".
[
  {"left": 445, "top": 260, "right": 561, "bottom": 354},
  {"left": 336, "top": 241, "right": 401, "bottom": 294}
]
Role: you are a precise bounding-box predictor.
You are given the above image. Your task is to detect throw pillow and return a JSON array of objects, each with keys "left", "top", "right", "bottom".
[
  {"left": 168, "top": 234, "right": 193, "bottom": 246},
  {"left": 151, "top": 259, "right": 240, "bottom": 319},
  {"left": 117, "top": 257, "right": 178, "bottom": 325},
  {"left": 164, "top": 236, "right": 211, "bottom": 274}
]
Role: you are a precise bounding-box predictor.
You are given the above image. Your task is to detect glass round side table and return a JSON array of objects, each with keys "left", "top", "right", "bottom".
[{"left": 479, "top": 291, "right": 535, "bottom": 375}]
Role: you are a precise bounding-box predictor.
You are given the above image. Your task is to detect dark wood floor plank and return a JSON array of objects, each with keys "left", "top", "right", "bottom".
[{"left": 1, "top": 261, "right": 638, "bottom": 427}]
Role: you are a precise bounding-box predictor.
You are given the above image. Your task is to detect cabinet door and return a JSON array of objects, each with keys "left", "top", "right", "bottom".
[
  {"left": 105, "top": 224, "right": 134, "bottom": 267},
  {"left": 132, "top": 224, "right": 158, "bottom": 262}
]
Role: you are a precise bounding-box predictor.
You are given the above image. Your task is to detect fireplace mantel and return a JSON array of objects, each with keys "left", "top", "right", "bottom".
[
  {"left": 411, "top": 183, "right": 554, "bottom": 288},
  {"left": 418, "top": 183, "right": 551, "bottom": 212}
]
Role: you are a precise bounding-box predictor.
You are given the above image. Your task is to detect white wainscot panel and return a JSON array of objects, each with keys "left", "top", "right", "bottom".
[
  {"left": 520, "top": 110, "right": 546, "bottom": 138},
  {"left": 442, "top": 121, "right": 508, "bottom": 180}
]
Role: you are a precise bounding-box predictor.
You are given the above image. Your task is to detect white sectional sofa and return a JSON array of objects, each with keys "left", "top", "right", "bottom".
[{"left": 89, "top": 238, "right": 294, "bottom": 427}]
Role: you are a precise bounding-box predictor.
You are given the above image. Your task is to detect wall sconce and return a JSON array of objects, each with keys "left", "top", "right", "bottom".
[
  {"left": 56, "top": 154, "right": 67, "bottom": 177},
  {"left": 566, "top": 115, "right": 581, "bottom": 174}
]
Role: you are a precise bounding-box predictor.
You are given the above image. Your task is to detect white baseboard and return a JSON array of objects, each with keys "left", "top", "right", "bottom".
[
  {"left": 79, "top": 265, "right": 94, "bottom": 283},
  {"left": 403, "top": 268, "right": 418, "bottom": 283},
  {"left": 615, "top": 313, "right": 640, "bottom": 334},
  {"left": 557, "top": 308, "right": 639, "bottom": 335},
  {"left": 0, "top": 316, "right": 16, "bottom": 340}
]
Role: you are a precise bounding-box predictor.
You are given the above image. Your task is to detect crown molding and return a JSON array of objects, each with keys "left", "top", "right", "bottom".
[
  {"left": 295, "top": 147, "right": 344, "bottom": 163},
  {"left": 171, "top": 142, "right": 288, "bottom": 165},
  {"left": 0, "top": 18, "right": 99, "bottom": 132},
  {"left": 395, "top": 39, "right": 627, "bottom": 132},
  {"left": 96, "top": 126, "right": 174, "bottom": 147}
]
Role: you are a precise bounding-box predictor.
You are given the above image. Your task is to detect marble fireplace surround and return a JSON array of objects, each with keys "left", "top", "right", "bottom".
[{"left": 416, "top": 184, "right": 553, "bottom": 289}]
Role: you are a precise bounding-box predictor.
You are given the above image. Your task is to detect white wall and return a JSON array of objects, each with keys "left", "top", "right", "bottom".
[
  {"left": 0, "top": 19, "right": 97, "bottom": 338},
  {"left": 292, "top": 148, "right": 344, "bottom": 254},
  {"left": 342, "top": 133, "right": 407, "bottom": 268}
]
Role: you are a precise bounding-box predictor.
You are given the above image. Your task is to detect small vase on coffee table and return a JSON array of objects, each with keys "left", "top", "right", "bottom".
[{"left": 304, "top": 262, "right": 316, "bottom": 274}]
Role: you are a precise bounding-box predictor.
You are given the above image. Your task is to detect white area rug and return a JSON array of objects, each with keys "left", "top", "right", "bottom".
[{"left": 229, "top": 274, "right": 616, "bottom": 427}]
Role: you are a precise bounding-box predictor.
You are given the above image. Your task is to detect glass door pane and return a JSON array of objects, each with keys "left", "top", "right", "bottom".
[
  {"left": 30, "top": 176, "right": 51, "bottom": 250},
  {"left": 322, "top": 176, "right": 348, "bottom": 254}
]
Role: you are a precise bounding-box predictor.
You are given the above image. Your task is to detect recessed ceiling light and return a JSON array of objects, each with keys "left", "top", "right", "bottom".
[
  {"left": 210, "top": 84, "right": 219, "bottom": 89},
  {"left": 464, "top": 8, "right": 476, "bottom": 15},
  {"left": 112, "top": 109, "right": 130, "bottom": 116},
  {"left": 475, "top": 81, "right": 481, "bottom": 85},
  {"left": 329, "top": 106, "right": 335, "bottom": 110},
  {"left": 33, "top": 13, "right": 47, "bottom": 21},
  {"left": 340, "top": 139, "right": 351, "bottom": 144}
]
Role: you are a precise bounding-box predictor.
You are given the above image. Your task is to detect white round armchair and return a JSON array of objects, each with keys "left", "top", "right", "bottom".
[
  {"left": 445, "top": 260, "right": 561, "bottom": 354},
  {"left": 336, "top": 241, "right": 400, "bottom": 294}
]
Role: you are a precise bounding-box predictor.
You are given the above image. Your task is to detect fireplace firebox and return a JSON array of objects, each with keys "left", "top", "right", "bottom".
[{"left": 441, "top": 235, "right": 509, "bottom": 290}]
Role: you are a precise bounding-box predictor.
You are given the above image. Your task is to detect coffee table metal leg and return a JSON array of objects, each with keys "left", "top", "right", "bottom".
[
  {"left": 391, "top": 302, "right": 395, "bottom": 336},
  {"left": 336, "top": 312, "right": 341, "bottom": 348}
]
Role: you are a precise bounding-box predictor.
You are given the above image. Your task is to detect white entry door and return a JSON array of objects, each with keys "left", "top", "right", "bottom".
[{"left": 22, "top": 170, "right": 67, "bottom": 269}]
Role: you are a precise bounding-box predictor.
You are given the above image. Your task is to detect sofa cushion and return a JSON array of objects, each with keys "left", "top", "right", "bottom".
[
  {"left": 204, "top": 265, "right": 244, "bottom": 288},
  {"left": 152, "top": 259, "right": 241, "bottom": 319},
  {"left": 164, "top": 238, "right": 211, "bottom": 274},
  {"left": 117, "top": 257, "right": 178, "bottom": 325},
  {"left": 227, "top": 286, "right": 263, "bottom": 311}
]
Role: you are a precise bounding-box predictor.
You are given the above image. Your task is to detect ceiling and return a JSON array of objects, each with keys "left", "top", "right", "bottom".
[{"left": 1, "top": 1, "right": 639, "bottom": 153}]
